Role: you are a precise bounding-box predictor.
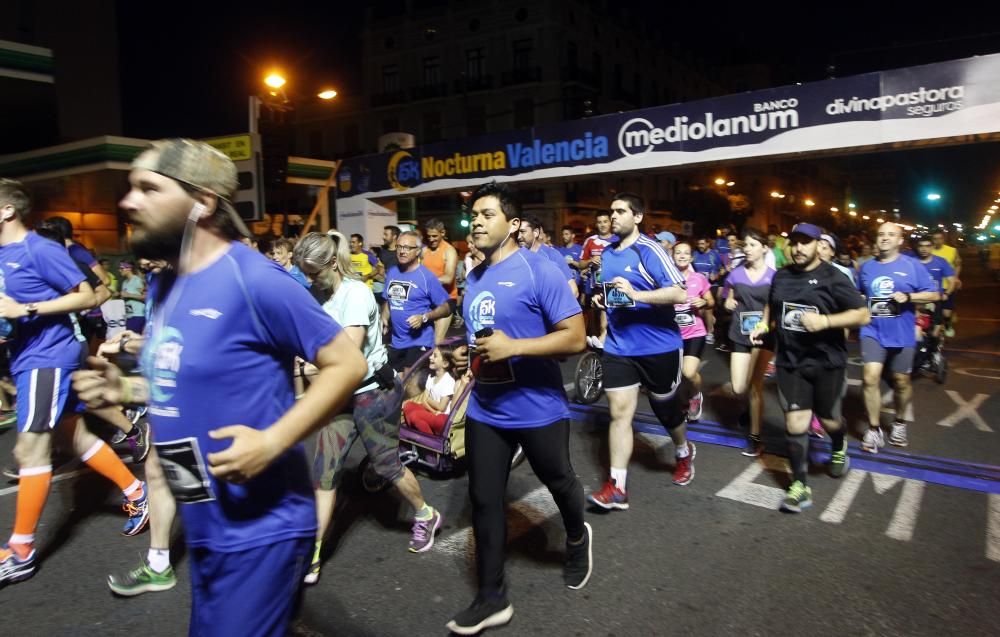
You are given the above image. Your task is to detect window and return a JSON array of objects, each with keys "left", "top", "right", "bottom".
[
  {"left": 513, "top": 98, "right": 534, "bottom": 129},
  {"left": 382, "top": 65, "right": 399, "bottom": 93},
  {"left": 512, "top": 39, "right": 533, "bottom": 70},
  {"left": 466, "top": 105, "right": 486, "bottom": 136},
  {"left": 343, "top": 124, "right": 360, "bottom": 154},
  {"left": 382, "top": 116, "right": 400, "bottom": 134},
  {"left": 466, "top": 48, "right": 486, "bottom": 79},
  {"left": 423, "top": 111, "right": 442, "bottom": 143},
  {"left": 423, "top": 56, "right": 441, "bottom": 85}
]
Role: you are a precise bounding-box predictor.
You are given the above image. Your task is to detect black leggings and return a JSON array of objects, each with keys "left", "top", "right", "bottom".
[{"left": 466, "top": 417, "right": 585, "bottom": 596}]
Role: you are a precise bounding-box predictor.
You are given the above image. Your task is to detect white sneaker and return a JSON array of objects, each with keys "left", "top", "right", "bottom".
[
  {"left": 861, "top": 427, "right": 885, "bottom": 454},
  {"left": 888, "top": 422, "right": 908, "bottom": 447},
  {"left": 705, "top": 333, "right": 715, "bottom": 345}
]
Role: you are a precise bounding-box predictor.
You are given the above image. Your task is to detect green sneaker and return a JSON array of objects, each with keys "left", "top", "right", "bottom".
[
  {"left": 108, "top": 558, "right": 177, "bottom": 596},
  {"left": 780, "top": 480, "right": 812, "bottom": 513},
  {"left": 828, "top": 441, "right": 850, "bottom": 478},
  {"left": 303, "top": 540, "right": 322, "bottom": 585}
]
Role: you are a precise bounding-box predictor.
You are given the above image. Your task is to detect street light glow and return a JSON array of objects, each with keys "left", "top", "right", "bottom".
[
  {"left": 726, "top": 181, "right": 735, "bottom": 187},
  {"left": 848, "top": 202, "right": 856, "bottom": 209},
  {"left": 991, "top": 205, "right": 998, "bottom": 210},
  {"left": 770, "top": 191, "right": 785, "bottom": 198},
  {"left": 849, "top": 211, "right": 858, "bottom": 217},
  {"left": 876, "top": 218, "right": 885, "bottom": 223},
  {"left": 714, "top": 178, "right": 726, "bottom": 185},
  {"left": 804, "top": 199, "right": 815, "bottom": 207},
  {"left": 862, "top": 215, "right": 871, "bottom": 220},
  {"left": 317, "top": 89, "right": 338, "bottom": 100},
  {"left": 830, "top": 207, "right": 839, "bottom": 212},
  {"left": 926, "top": 193, "right": 941, "bottom": 201},
  {"left": 264, "top": 73, "right": 287, "bottom": 89}
]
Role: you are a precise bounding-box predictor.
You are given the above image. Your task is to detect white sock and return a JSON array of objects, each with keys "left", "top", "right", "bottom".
[
  {"left": 676, "top": 443, "right": 691, "bottom": 459},
  {"left": 147, "top": 548, "right": 170, "bottom": 573},
  {"left": 610, "top": 467, "right": 627, "bottom": 490}
]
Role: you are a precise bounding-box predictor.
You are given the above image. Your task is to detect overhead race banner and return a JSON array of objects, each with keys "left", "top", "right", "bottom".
[{"left": 336, "top": 53, "right": 1000, "bottom": 200}]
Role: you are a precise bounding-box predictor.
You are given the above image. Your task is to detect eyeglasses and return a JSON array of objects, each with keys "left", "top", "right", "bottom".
[{"left": 397, "top": 245, "right": 420, "bottom": 252}]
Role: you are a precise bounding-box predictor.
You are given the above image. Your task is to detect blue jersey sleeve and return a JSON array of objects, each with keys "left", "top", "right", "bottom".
[
  {"left": 641, "top": 239, "right": 686, "bottom": 288},
  {"left": 533, "top": 258, "right": 581, "bottom": 327},
  {"left": 246, "top": 260, "right": 343, "bottom": 362},
  {"left": 36, "top": 238, "right": 87, "bottom": 293},
  {"left": 425, "top": 268, "right": 451, "bottom": 307},
  {"left": 544, "top": 247, "right": 574, "bottom": 281},
  {"left": 940, "top": 258, "right": 955, "bottom": 278}
]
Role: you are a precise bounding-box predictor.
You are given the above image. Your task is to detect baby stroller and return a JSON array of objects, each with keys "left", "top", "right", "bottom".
[
  {"left": 913, "top": 303, "right": 947, "bottom": 384},
  {"left": 360, "top": 342, "right": 473, "bottom": 492}
]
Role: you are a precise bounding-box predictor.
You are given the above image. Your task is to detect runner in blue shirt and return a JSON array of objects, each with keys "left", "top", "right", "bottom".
[
  {"left": 692, "top": 236, "right": 724, "bottom": 343},
  {"left": 914, "top": 234, "right": 956, "bottom": 339},
  {"left": 447, "top": 182, "right": 590, "bottom": 636},
  {"left": 555, "top": 225, "right": 583, "bottom": 287},
  {"left": 858, "top": 222, "right": 938, "bottom": 452},
  {"left": 381, "top": 229, "right": 452, "bottom": 372},
  {"left": 587, "top": 192, "right": 693, "bottom": 513},
  {"left": 0, "top": 179, "right": 153, "bottom": 587},
  {"left": 71, "top": 140, "right": 366, "bottom": 636},
  {"left": 518, "top": 214, "right": 579, "bottom": 299}
]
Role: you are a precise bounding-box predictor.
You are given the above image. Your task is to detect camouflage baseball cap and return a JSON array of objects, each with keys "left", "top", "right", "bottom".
[{"left": 131, "top": 138, "right": 250, "bottom": 238}]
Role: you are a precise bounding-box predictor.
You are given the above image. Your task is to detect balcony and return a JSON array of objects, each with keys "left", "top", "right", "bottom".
[
  {"left": 371, "top": 90, "right": 407, "bottom": 107},
  {"left": 454, "top": 75, "right": 494, "bottom": 93},
  {"left": 501, "top": 66, "right": 542, "bottom": 87},
  {"left": 410, "top": 82, "right": 449, "bottom": 101}
]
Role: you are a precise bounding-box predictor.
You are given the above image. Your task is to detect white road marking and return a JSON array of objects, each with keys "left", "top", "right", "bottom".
[
  {"left": 0, "top": 468, "right": 89, "bottom": 497},
  {"left": 937, "top": 391, "right": 992, "bottom": 432},
  {"left": 987, "top": 494, "right": 1000, "bottom": 562},
  {"left": 714, "top": 459, "right": 787, "bottom": 510},
  {"left": 436, "top": 486, "right": 559, "bottom": 557},
  {"left": 819, "top": 470, "right": 866, "bottom": 524},
  {"left": 883, "top": 478, "right": 924, "bottom": 541}
]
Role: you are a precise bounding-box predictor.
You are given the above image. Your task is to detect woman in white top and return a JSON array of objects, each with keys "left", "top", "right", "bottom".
[{"left": 293, "top": 231, "right": 442, "bottom": 585}]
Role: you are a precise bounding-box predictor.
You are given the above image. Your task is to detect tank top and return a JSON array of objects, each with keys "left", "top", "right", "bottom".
[{"left": 422, "top": 240, "right": 457, "bottom": 299}]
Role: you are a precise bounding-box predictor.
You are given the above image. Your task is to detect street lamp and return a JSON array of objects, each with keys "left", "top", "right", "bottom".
[
  {"left": 264, "top": 72, "right": 287, "bottom": 89},
  {"left": 714, "top": 177, "right": 726, "bottom": 185},
  {"left": 317, "top": 89, "right": 338, "bottom": 100},
  {"left": 849, "top": 211, "right": 857, "bottom": 217},
  {"left": 830, "top": 207, "right": 839, "bottom": 212},
  {"left": 926, "top": 193, "right": 942, "bottom": 201},
  {"left": 804, "top": 199, "right": 815, "bottom": 207}
]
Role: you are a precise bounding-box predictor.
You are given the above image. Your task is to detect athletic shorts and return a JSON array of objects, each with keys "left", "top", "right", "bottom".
[
  {"left": 313, "top": 377, "right": 405, "bottom": 491},
  {"left": 387, "top": 345, "right": 428, "bottom": 372},
  {"left": 861, "top": 337, "right": 915, "bottom": 374},
  {"left": 776, "top": 365, "right": 846, "bottom": 420},
  {"left": 188, "top": 536, "right": 312, "bottom": 637},
  {"left": 682, "top": 336, "right": 705, "bottom": 359},
  {"left": 942, "top": 289, "right": 956, "bottom": 310},
  {"left": 15, "top": 367, "right": 79, "bottom": 433},
  {"left": 602, "top": 349, "right": 682, "bottom": 398},
  {"left": 731, "top": 337, "right": 774, "bottom": 354}
]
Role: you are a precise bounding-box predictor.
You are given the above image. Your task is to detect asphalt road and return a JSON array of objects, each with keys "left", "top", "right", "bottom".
[{"left": 1, "top": 254, "right": 998, "bottom": 636}]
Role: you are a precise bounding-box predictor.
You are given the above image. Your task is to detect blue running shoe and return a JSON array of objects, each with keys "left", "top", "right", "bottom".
[
  {"left": 122, "top": 482, "right": 149, "bottom": 536},
  {"left": 0, "top": 544, "right": 36, "bottom": 585}
]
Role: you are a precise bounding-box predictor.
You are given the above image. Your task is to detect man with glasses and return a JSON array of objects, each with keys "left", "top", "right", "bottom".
[{"left": 382, "top": 230, "right": 453, "bottom": 372}]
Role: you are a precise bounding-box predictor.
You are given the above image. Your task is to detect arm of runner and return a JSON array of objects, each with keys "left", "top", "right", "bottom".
[
  {"left": 723, "top": 287, "right": 737, "bottom": 311},
  {"left": 953, "top": 251, "right": 962, "bottom": 288},
  {"left": 474, "top": 312, "right": 586, "bottom": 363},
  {"left": 437, "top": 245, "right": 458, "bottom": 287},
  {"left": 749, "top": 305, "right": 772, "bottom": 345},
  {"left": 0, "top": 281, "right": 96, "bottom": 318},
  {"left": 694, "top": 285, "right": 714, "bottom": 309},
  {"left": 800, "top": 306, "right": 870, "bottom": 332},
  {"left": 207, "top": 330, "right": 367, "bottom": 482},
  {"left": 72, "top": 356, "right": 150, "bottom": 408},
  {"left": 407, "top": 299, "right": 451, "bottom": 329},
  {"left": 611, "top": 277, "right": 686, "bottom": 305}
]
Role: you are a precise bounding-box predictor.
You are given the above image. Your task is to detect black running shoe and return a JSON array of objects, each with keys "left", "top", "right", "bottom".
[
  {"left": 564, "top": 522, "right": 593, "bottom": 589},
  {"left": 446, "top": 595, "right": 514, "bottom": 635}
]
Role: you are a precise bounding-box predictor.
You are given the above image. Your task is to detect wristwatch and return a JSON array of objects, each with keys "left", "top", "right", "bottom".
[
  {"left": 25, "top": 303, "right": 38, "bottom": 316},
  {"left": 421, "top": 313, "right": 429, "bottom": 324}
]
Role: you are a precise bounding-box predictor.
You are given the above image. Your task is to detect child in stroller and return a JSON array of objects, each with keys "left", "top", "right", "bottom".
[{"left": 914, "top": 302, "right": 947, "bottom": 383}]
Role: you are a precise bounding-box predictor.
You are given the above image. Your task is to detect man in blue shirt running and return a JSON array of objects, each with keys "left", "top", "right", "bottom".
[
  {"left": 587, "top": 192, "right": 693, "bottom": 512},
  {"left": 446, "top": 182, "right": 590, "bottom": 636},
  {"left": 72, "top": 139, "right": 367, "bottom": 637},
  {"left": 858, "top": 222, "right": 938, "bottom": 451},
  {"left": 517, "top": 214, "right": 579, "bottom": 298}
]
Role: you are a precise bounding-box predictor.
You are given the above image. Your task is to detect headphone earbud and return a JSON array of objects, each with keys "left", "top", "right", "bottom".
[{"left": 189, "top": 202, "right": 207, "bottom": 221}]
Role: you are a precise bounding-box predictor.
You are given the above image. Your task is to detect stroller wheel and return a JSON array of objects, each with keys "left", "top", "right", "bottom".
[{"left": 574, "top": 351, "right": 604, "bottom": 404}]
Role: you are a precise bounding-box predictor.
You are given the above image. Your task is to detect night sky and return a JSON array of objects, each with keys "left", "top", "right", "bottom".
[{"left": 114, "top": 1, "right": 1000, "bottom": 225}]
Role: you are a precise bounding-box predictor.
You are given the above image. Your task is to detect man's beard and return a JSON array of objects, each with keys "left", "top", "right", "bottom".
[{"left": 129, "top": 222, "right": 184, "bottom": 261}]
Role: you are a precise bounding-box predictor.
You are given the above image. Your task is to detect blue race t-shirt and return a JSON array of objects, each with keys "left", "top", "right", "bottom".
[
  {"left": 0, "top": 232, "right": 86, "bottom": 373},
  {"left": 692, "top": 248, "right": 722, "bottom": 282},
  {"left": 141, "top": 242, "right": 342, "bottom": 552},
  {"left": 600, "top": 234, "right": 685, "bottom": 356},
  {"left": 858, "top": 254, "right": 935, "bottom": 348},
  {"left": 382, "top": 264, "right": 450, "bottom": 350},
  {"left": 464, "top": 249, "right": 580, "bottom": 428},
  {"left": 538, "top": 244, "right": 576, "bottom": 283},
  {"left": 287, "top": 264, "right": 310, "bottom": 288},
  {"left": 919, "top": 255, "right": 955, "bottom": 293}
]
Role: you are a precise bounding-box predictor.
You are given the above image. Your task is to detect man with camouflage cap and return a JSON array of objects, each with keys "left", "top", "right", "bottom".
[{"left": 73, "top": 139, "right": 367, "bottom": 635}]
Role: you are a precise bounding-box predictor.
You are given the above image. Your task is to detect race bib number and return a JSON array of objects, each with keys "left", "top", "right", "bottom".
[
  {"left": 674, "top": 309, "right": 696, "bottom": 327},
  {"left": 781, "top": 302, "right": 819, "bottom": 333},
  {"left": 868, "top": 297, "right": 900, "bottom": 318},
  {"left": 154, "top": 437, "right": 215, "bottom": 503},
  {"left": 603, "top": 282, "right": 636, "bottom": 308},
  {"left": 739, "top": 311, "right": 764, "bottom": 335},
  {"left": 385, "top": 280, "right": 412, "bottom": 310}
]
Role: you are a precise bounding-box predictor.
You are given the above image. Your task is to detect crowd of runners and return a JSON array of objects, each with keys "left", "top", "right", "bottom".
[{"left": 0, "top": 139, "right": 967, "bottom": 635}]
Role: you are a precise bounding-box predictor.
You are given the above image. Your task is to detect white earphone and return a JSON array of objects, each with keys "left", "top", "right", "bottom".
[{"left": 189, "top": 202, "right": 207, "bottom": 222}]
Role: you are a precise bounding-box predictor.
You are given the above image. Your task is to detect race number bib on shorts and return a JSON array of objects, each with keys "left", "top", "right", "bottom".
[
  {"left": 154, "top": 437, "right": 215, "bottom": 503},
  {"left": 739, "top": 311, "right": 764, "bottom": 335},
  {"left": 674, "top": 309, "right": 696, "bottom": 327},
  {"left": 603, "top": 282, "right": 636, "bottom": 308},
  {"left": 781, "top": 302, "right": 819, "bottom": 333},
  {"left": 868, "top": 297, "right": 900, "bottom": 318}
]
